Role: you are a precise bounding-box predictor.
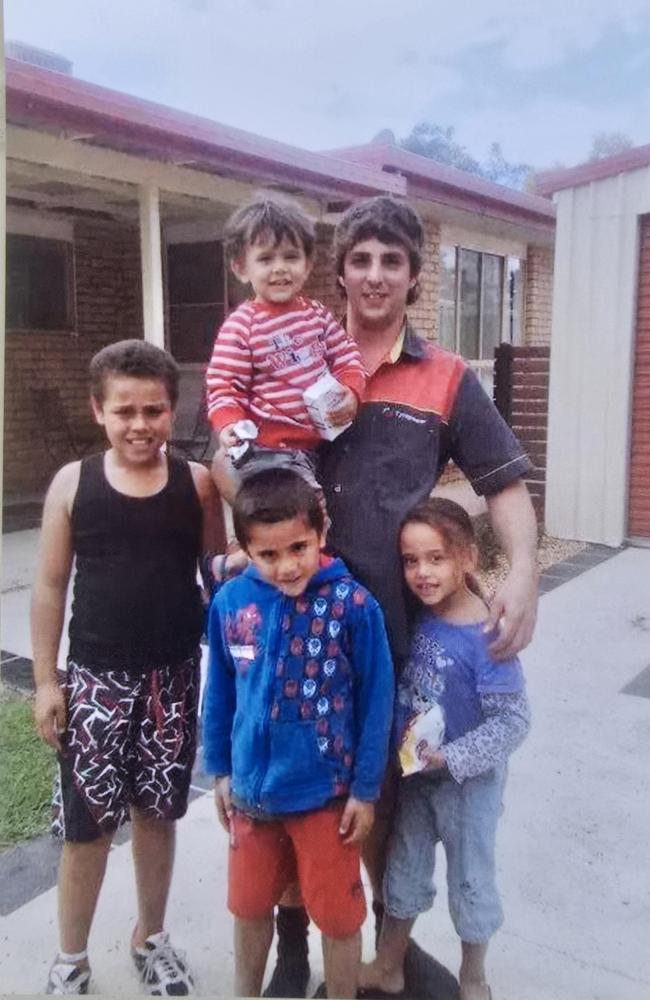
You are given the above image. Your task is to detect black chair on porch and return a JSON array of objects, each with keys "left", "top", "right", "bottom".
[
  {"left": 170, "top": 387, "right": 213, "bottom": 463},
  {"left": 33, "top": 385, "right": 103, "bottom": 466}
]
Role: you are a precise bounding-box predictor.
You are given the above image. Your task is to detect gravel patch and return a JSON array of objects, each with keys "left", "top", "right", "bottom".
[{"left": 479, "top": 533, "right": 586, "bottom": 599}]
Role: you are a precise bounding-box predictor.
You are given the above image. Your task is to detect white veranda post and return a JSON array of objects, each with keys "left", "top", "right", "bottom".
[{"left": 138, "top": 184, "right": 165, "bottom": 348}]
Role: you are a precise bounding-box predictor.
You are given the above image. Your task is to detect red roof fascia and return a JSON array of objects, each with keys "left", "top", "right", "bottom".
[
  {"left": 324, "top": 144, "right": 556, "bottom": 228},
  {"left": 535, "top": 145, "right": 650, "bottom": 195},
  {"left": 5, "top": 58, "right": 405, "bottom": 199}
]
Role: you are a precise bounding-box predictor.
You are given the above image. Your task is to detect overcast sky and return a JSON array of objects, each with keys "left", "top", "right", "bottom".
[{"left": 6, "top": 0, "right": 650, "bottom": 171}]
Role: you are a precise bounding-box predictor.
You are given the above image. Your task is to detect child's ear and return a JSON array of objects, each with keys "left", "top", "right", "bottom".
[
  {"left": 230, "top": 258, "right": 249, "bottom": 285},
  {"left": 90, "top": 396, "right": 105, "bottom": 426},
  {"left": 466, "top": 542, "right": 479, "bottom": 572}
]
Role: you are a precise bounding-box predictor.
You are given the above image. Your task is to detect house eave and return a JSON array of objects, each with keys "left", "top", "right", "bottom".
[{"left": 5, "top": 58, "right": 405, "bottom": 202}]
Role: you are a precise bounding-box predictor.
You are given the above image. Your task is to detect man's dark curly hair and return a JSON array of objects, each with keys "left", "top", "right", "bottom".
[
  {"left": 334, "top": 196, "right": 424, "bottom": 306},
  {"left": 89, "top": 339, "right": 179, "bottom": 408}
]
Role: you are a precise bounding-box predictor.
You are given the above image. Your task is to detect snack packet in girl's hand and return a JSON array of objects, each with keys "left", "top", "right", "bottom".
[{"left": 399, "top": 703, "right": 445, "bottom": 776}]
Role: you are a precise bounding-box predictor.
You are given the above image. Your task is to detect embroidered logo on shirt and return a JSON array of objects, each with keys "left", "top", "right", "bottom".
[{"left": 225, "top": 603, "right": 262, "bottom": 647}]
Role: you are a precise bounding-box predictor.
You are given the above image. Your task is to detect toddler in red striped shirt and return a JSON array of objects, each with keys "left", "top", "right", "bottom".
[{"left": 206, "top": 197, "right": 366, "bottom": 504}]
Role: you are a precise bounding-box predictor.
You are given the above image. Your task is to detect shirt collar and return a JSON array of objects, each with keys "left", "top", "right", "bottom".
[
  {"left": 380, "top": 321, "right": 428, "bottom": 366},
  {"left": 343, "top": 316, "right": 429, "bottom": 367},
  {"left": 387, "top": 326, "right": 406, "bottom": 363},
  {"left": 401, "top": 322, "right": 429, "bottom": 360}
]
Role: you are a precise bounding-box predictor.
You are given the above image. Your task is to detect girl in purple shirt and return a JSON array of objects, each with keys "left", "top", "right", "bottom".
[{"left": 360, "top": 497, "right": 530, "bottom": 1000}]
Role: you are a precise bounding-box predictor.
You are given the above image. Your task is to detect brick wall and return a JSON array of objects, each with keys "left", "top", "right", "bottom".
[
  {"left": 4, "top": 219, "right": 143, "bottom": 494},
  {"left": 304, "top": 216, "right": 442, "bottom": 341},
  {"left": 303, "top": 222, "right": 342, "bottom": 318},
  {"left": 407, "top": 219, "right": 440, "bottom": 341},
  {"left": 524, "top": 245, "right": 553, "bottom": 347},
  {"left": 494, "top": 344, "right": 550, "bottom": 520}
]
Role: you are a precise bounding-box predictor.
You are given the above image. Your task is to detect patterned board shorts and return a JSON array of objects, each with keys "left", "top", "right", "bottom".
[{"left": 52, "top": 654, "right": 200, "bottom": 842}]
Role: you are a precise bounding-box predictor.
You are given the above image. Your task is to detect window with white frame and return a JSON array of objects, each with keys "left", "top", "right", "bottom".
[
  {"left": 6, "top": 233, "right": 75, "bottom": 332},
  {"left": 439, "top": 246, "right": 525, "bottom": 394}
]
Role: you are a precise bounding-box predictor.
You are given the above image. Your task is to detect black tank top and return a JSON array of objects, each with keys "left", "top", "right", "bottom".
[{"left": 68, "top": 452, "right": 204, "bottom": 671}]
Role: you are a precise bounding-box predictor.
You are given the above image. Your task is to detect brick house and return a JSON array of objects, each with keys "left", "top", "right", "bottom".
[{"left": 4, "top": 54, "right": 556, "bottom": 503}]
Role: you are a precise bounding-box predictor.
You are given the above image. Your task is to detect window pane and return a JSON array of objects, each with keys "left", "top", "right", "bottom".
[
  {"left": 167, "top": 241, "right": 225, "bottom": 363},
  {"left": 170, "top": 303, "right": 224, "bottom": 363},
  {"left": 167, "top": 241, "right": 224, "bottom": 305},
  {"left": 6, "top": 234, "right": 72, "bottom": 331},
  {"left": 480, "top": 253, "right": 504, "bottom": 360},
  {"left": 458, "top": 249, "right": 480, "bottom": 359},
  {"left": 438, "top": 246, "right": 456, "bottom": 350},
  {"left": 507, "top": 256, "right": 525, "bottom": 344}
]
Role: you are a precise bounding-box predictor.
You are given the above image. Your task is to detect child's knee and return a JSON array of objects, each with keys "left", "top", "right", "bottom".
[
  {"left": 308, "top": 885, "right": 366, "bottom": 939},
  {"left": 130, "top": 806, "right": 176, "bottom": 832},
  {"left": 448, "top": 876, "right": 503, "bottom": 942}
]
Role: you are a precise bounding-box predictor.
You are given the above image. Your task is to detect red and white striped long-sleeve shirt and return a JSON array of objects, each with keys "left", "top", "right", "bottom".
[{"left": 206, "top": 296, "right": 366, "bottom": 449}]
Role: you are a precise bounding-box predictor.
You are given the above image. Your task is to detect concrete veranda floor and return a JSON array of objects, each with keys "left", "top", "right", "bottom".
[{"left": 1, "top": 530, "right": 650, "bottom": 999}]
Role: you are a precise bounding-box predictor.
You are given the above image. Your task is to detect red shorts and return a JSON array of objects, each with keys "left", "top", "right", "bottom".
[{"left": 228, "top": 803, "right": 366, "bottom": 939}]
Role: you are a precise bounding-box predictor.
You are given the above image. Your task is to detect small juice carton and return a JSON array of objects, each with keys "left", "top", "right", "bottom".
[{"left": 303, "top": 372, "right": 350, "bottom": 441}]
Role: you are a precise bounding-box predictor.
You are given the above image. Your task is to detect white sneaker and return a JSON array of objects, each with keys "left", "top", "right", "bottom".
[
  {"left": 45, "top": 959, "right": 91, "bottom": 995},
  {"left": 132, "top": 931, "right": 194, "bottom": 996}
]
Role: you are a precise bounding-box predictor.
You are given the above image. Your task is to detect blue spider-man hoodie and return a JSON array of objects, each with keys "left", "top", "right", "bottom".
[{"left": 202, "top": 557, "right": 394, "bottom": 815}]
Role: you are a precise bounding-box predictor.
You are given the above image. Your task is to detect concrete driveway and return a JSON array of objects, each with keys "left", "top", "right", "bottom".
[{"left": 1, "top": 536, "right": 649, "bottom": 999}]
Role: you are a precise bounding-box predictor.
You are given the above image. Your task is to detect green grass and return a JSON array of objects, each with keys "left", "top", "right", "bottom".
[{"left": 0, "top": 694, "right": 57, "bottom": 847}]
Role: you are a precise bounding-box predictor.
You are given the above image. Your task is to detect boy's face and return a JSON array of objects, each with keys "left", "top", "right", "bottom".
[
  {"left": 245, "top": 514, "right": 324, "bottom": 596},
  {"left": 91, "top": 375, "right": 173, "bottom": 466},
  {"left": 340, "top": 237, "right": 416, "bottom": 333},
  {"left": 232, "top": 233, "right": 311, "bottom": 305}
]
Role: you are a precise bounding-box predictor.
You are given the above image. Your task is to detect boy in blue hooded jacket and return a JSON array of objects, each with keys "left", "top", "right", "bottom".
[{"left": 202, "top": 468, "right": 394, "bottom": 999}]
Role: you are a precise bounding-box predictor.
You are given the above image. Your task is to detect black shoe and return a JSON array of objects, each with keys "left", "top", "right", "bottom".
[
  {"left": 403, "top": 939, "right": 460, "bottom": 1000},
  {"left": 263, "top": 906, "right": 310, "bottom": 998},
  {"left": 263, "top": 957, "right": 311, "bottom": 998}
]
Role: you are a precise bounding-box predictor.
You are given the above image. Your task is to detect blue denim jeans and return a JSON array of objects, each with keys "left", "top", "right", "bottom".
[{"left": 383, "top": 765, "right": 506, "bottom": 943}]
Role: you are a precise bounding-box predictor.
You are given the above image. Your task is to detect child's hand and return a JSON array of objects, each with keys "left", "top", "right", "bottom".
[
  {"left": 339, "top": 797, "right": 374, "bottom": 844},
  {"left": 211, "top": 542, "right": 250, "bottom": 584},
  {"left": 421, "top": 748, "right": 447, "bottom": 772},
  {"left": 214, "top": 775, "right": 233, "bottom": 831},
  {"left": 219, "top": 424, "right": 241, "bottom": 450},
  {"left": 327, "top": 387, "right": 358, "bottom": 427},
  {"left": 34, "top": 680, "right": 66, "bottom": 752}
]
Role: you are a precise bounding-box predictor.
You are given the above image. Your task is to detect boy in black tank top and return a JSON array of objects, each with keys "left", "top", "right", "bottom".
[{"left": 31, "top": 340, "right": 224, "bottom": 996}]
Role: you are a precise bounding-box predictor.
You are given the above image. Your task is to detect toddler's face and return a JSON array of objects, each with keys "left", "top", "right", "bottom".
[
  {"left": 245, "top": 514, "right": 323, "bottom": 597},
  {"left": 233, "top": 233, "right": 311, "bottom": 305}
]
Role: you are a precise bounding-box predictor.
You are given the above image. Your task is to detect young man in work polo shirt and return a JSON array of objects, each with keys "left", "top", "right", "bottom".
[{"left": 253, "top": 196, "right": 540, "bottom": 997}]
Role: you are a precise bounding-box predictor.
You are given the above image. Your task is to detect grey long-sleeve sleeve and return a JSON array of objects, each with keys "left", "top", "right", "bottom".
[{"left": 442, "top": 690, "right": 530, "bottom": 784}]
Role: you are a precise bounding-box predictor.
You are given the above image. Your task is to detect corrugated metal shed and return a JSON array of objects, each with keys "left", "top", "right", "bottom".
[{"left": 546, "top": 165, "right": 650, "bottom": 545}]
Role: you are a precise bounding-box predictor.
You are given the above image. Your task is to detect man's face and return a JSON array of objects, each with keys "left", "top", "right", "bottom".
[{"left": 340, "top": 237, "right": 416, "bottom": 333}]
